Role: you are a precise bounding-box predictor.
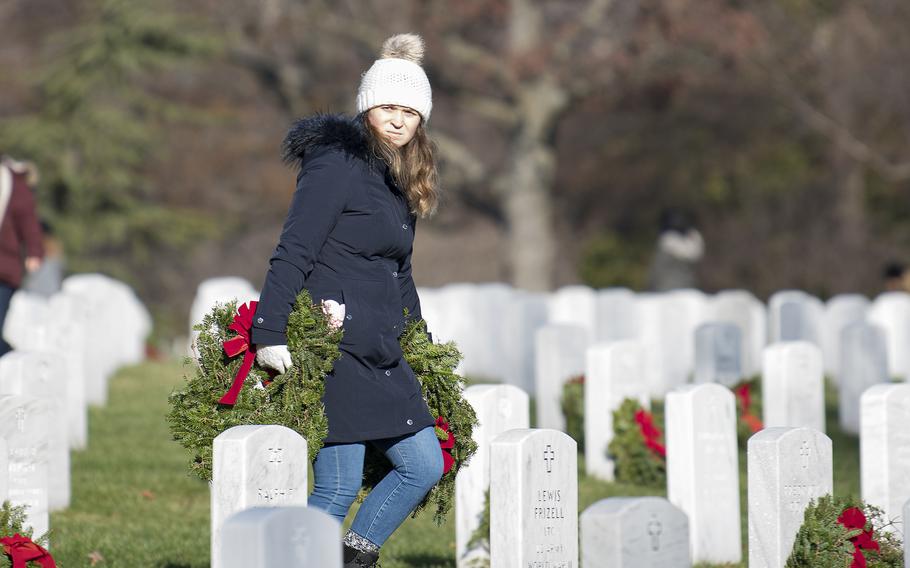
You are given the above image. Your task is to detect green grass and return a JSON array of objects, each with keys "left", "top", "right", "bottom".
[{"left": 47, "top": 362, "right": 860, "bottom": 567}]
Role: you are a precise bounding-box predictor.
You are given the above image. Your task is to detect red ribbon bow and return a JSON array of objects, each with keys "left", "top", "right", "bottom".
[
  {"left": 218, "top": 301, "right": 259, "bottom": 405},
  {"left": 634, "top": 409, "right": 666, "bottom": 458},
  {"left": 435, "top": 416, "right": 456, "bottom": 474},
  {"left": 1, "top": 534, "right": 56, "bottom": 568},
  {"left": 837, "top": 507, "right": 880, "bottom": 568},
  {"left": 735, "top": 384, "right": 764, "bottom": 433}
]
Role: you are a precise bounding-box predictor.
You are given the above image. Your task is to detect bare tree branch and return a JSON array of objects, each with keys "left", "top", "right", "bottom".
[{"left": 757, "top": 59, "right": 910, "bottom": 182}]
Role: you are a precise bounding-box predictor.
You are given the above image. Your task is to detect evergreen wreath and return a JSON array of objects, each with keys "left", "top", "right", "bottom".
[
  {"left": 0, "top": 501, "right": 51, "bottom": 568},
  {"left": 559, "top": 375, "right": 585, "bottom": 452},
  {"left": 787, "top": 495, "right": 902, "bottom": 568},
  {"left": 607, "top": 398, "right": 666, "bottom": 487},
  {"left": 167, "top": 292, "right": 477, "bottom": 523}
]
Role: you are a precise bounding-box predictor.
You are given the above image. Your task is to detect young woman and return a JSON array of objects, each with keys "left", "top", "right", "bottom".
[{"left": 251, "top": 34, "right": 441, "bottom": 568}]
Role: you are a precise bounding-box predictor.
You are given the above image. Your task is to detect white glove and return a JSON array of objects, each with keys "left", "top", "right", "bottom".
[
  {"left": 256, "top": 344, "right": 292, "bottom": 374},
  {"left": 322, "top": 299, "right": 346, "bottom": 330}
]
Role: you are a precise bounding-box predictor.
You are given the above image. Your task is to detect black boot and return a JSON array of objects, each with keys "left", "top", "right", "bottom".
[{"left": 343, "top": 543, "right": 380, "bottom": 567}]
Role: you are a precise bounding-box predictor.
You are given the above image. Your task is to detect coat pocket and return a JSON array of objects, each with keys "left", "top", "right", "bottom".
[{"left": 339, "top": 280, "right": 402, "bottom": 367}]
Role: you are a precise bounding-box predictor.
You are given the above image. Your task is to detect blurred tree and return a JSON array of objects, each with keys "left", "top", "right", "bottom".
[{"left": 0, "top": 0, "right": 217, "bottom": 280}]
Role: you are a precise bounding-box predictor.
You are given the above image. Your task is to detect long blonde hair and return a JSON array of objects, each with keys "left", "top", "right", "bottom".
[{"left": 362, "top": 114, "right": 439, "bottom": 218}]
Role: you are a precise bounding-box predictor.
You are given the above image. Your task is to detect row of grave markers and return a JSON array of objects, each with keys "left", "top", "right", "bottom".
[
  {"left": 0, "top": 274, "right": 151, "bottom": 542},
  {"left": 187, "top": 278, "right": 910, "bottom": 565},
  {"left": 190, "top": 277, "right": 910, "bottom": 395},
  {"left": 207, "top": 380, "right": 910, "bottom": 567}
]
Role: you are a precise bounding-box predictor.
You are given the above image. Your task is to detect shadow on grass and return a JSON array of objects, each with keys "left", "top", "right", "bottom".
[{"left": 390, "top": 552, "right": 455, "bottom": 568}]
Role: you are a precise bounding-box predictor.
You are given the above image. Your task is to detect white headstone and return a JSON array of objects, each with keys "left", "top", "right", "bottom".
[
  {"left": 500, "top": 291, "right": 549, "bottom": 393},
  {"left": 30, "top": 317, "right": 88, "bottom": 450},
  {"left": 637, "top": 291, "right": 709, "bottom": 397},
  {"left": 580, "top": 497, "right": 691, "bottom": 568},
  {"left": 860, "top": 384, "right": 910, "bottom": 531},
  {"left": 694, "top": 322, "right": 742, "bottom": 386},
  {"left": 769, "top": 291, "right": 823, "bottom": 346},
  {"left": 904, "top": 498, "right": 910, "bottom": 567},
  {"left": 1, "top": 292, "right": 50, "bottom": 351},
  {"left": 595, "top": 288, "right": 639, "bottom": 342},
  {"left": 822, "top": 294, "right": 869, "bottom": 380},
  {"left": 490, "top": 429, "right": 578, "bottom": 568},
  {"left": 761, "top": 342, "right": 825, "bottom": 433},
  {"left": 666, "top": 383, "right": 741, "bottom": 564},
  {"left": 710, "top": 290, "right": 766, "bottom": 377},
  {"left": 220, "top": 507, "right": 341, "bottom": 568},
  {"left": 747, "top": 427, "right": 833, "bottom": 568},
  {"left": 840, "top": 323, "right": 889, "bottom": 435},
  {"left": 189, "top": 277, "right": 259, "bottom": 357},
  {"left": 584, "top": 341, "right": 649, "bottom": 481},
  {"left": 50, "top": 290, "right": 109, "bottom": 406},
  {"left": 534, "top": 324, "right": 589, "bottom": 431},
  {"left": 867, "top": 292, "right": 910, "bottom": 380},
  {"left": 211, "top": 425, "right": 309, "bottom": 568},
  {"left": 0, "top": 352, "right": 70, "bottom": 510},
  {"left": 0, "top": 395, "right": 50, "bottom": 538},
  {"left": 468, "top": 283, "right": 514, "bottom": 381},
  {"left": 0, "top": 438, "right": 8, "bottom": 501},
  {"left": 549, "top": 285, "right": 597, "bottom": 339},
  {"left": 456, "top": 385, "right": 530, "bottom": 567}
]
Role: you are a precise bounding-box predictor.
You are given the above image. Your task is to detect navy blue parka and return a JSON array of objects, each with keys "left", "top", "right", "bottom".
[{"left": 252, "top": 114, "right": 434, "bottom": 443}]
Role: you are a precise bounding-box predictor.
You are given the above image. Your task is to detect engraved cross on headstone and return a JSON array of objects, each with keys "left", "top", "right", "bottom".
[
  {"left": 543, "top": 445, "right": 555, "bottom": 473},
  {"left": 15, "top": 408, "right": 26, "bottom": 433},
  {"left": 647, "top": 515, "right": 663, "bottom": 552},
  {"left": 799, "top": 441, "right": 811, "bottom": 469},
  {"left": 268, "top": 447, "right": 284, "bottom": 464}
]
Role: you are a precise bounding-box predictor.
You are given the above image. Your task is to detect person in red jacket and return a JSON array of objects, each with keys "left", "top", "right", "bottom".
[{"left": 0, "top": 156, "right": 45, "bottom": 355}]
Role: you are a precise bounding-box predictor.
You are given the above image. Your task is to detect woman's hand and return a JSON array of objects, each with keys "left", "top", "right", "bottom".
[{"left": 256, "top": 344, "right": 293, "bottom": 374}]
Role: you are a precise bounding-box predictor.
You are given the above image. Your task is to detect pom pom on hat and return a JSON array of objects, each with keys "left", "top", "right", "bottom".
[
  {"left": 357, "top": 33, "right": 432, "bottom": 120},
  {"left": 380, "top": 33, "right": 425, "bottom": 64}
]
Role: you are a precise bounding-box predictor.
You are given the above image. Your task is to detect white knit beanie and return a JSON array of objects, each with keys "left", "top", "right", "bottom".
[{"left": 356, "top": 34, "right": 432, "bottom": 121}]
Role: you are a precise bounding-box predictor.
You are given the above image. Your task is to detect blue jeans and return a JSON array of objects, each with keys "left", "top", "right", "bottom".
[
  {"left": 309, "top": 425, "right": 443, "bottom": 547},
  {"left": 0, "top": 284, "right": 15, "bottom": 357}
]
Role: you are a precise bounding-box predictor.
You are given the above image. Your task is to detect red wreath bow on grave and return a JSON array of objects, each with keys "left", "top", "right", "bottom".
[
  {"left": 1, "top": 534, "right": 56, "bottom": 568},
  {"left": 837, "top": 507, "right": 880, "bottom": 568},
  {"left": 435, "top": 416, "right": 456, "bottom": 474},
  {"left": 735, "top": 384, "right": 763, "bottom": 433},
  {"left": 218, "top": 301, "right": 259, "bottom": 405},
  {"left": 634, "top": 409, "right": 666, "bottom": 458}
]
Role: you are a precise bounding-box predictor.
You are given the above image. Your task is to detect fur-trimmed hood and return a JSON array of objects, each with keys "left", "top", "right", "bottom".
[{"left": 281, "top": 114, "right": 378, "bottom": 171}]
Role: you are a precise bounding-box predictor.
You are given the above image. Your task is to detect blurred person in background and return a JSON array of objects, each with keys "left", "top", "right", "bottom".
[
  {"left": 647, "top": 207, "right": 704, "bottom": 291},
  {"left": 23, "top": 219, "right": 64, "bottom": 298},
  {"left": 0, "top": 156, "right": 44, "bottom": 355},
  {"left": 251, "top": 34, "right": 441, "bottom": 568},
  {"left": 882, "top": 261, "right": 907, "bottom": 293}
]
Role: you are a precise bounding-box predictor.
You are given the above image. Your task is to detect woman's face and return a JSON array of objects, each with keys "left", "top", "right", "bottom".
[{"left": 367, "top": 105, "right": 421, "bottom": 147}]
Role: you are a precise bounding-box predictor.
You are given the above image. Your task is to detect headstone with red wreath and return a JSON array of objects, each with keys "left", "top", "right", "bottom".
[
  {"left": 584, "top": 341, "right": 648, "bottom": 482},
  {"left": 0, "top": 395, "right": 51, "bottom": 539},
  {"left": 0, "top": 352, "right": 70, "bottom": 511},
  {"left": 747, "top": 426, "right": 833, "bottom": 568},
  {"left": 455, "top": 384, "right": 529, "bottom": 567}
]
